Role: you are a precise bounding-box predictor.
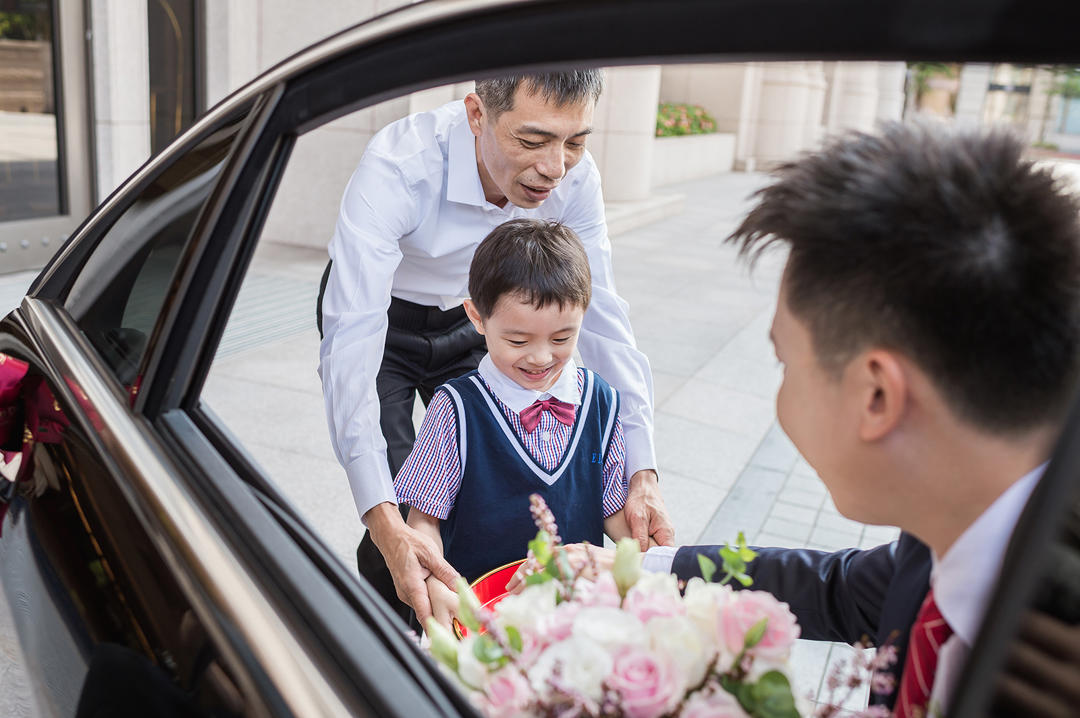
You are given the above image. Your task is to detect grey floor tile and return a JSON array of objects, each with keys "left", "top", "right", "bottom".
[
  {"left": 749, "top": 423, "right": 799, "bottom": 473},
  {"left": 760, "top": 515, "right": 813, "bottom": 542},
  {"left": 662, "top": 381, "right": 776, "bottom": 439},
  {"left": 768, "top": 500, "right": 819, "bottom": 526},
  {"left": 777, "top": 488, "right": 828, "bottom": 511},
  {"left": 809, "top": 525, "right": 864, "bottom": 551},
  {"left": 655, "top": 471, "right": 728, "bottom": 545},
  {"left": 654, "top": 412, "right": 758, "bottom": 487}
]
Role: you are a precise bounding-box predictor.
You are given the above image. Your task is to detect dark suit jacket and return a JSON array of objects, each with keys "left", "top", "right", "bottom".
[{"left": 672, "top": 532, "right": 931, "bottom": 709}]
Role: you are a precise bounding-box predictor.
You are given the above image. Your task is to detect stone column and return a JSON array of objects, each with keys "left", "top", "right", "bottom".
[
  {"left": 876, "top": 62, "right": 907, "bottom": 123},
  {"left": 803, "top": 62, "right": 827, "bottom": 147},
  {"left": 754, "top": 62, "right": 814, "bottom": 168},
  {"left": 590, "top": 66, "right": 661, "bottom": 202},
  {"left": 824, "top": 62, "right": 880, "bottom": 135},
  {"left": 89, "top": 0, "right": 151, "bottom": 201},
  {"left": 953, "top": 64, "right": 992, "bottom": 127}
]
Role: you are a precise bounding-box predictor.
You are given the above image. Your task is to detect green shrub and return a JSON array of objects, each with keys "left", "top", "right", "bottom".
[{"left": 656, "top": 102, "right": 717, "bottom": 137}]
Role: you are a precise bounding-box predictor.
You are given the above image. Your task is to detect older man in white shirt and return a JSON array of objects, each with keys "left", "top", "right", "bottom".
[{"left": 319, "top": 71, "right": 673, "bottom": 625}]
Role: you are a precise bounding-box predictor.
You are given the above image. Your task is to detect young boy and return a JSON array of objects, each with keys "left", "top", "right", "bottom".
[{"left": 393, "top": 218, "right": 634, "bottom": 626}]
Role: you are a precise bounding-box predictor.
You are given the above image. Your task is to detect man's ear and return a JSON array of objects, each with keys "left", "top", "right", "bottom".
[
  {"left": 463, "top": 299, "right": 486, "bottom": 335},
  {"left": 464, "top": 93, "right": 485, "bottom": 138},
  {"left": 858, "top": 349, "right": 908, "bottom": 442}
]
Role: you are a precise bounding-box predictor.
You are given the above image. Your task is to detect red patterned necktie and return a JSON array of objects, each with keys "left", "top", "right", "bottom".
[
  {"left": 894, "top": 589, "right": 954, "bottom": 718},
  {"left": 518, "top": 398, "right": 575, "bottom": 433}
]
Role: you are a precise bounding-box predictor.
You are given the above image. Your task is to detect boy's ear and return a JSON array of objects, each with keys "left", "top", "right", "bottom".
[
  {"left": 857, "top": 349, "right": 908, "bottom": 442},
  {"left": 463, "top": 93, "right": 485, "bottom": 138},
  {"left": 463, "top": 299, "right": 486, "bottom": 335}
]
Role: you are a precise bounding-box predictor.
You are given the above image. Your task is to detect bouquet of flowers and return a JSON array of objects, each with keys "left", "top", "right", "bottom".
[{"left": 424, "top": 495, "right": 805, "bottom": 718}]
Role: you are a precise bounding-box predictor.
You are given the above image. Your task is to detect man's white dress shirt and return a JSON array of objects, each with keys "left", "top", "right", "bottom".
[
  {"left": 928, "top": 463, "right": 1044, "bottom": 713},
  {"left": 319, "top": 100, "right": 655, "bottom": 521}
]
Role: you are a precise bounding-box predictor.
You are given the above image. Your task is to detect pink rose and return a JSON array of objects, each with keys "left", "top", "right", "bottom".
[
  {"left": 680, "top": 688, "right": 750, "bottom": 718},
  {"left": 606, "top": 646, "right": 682, "bottom": 718},
  {"left": 481, "top": 667, "right": 532, "bottom": 717},
  {"left": 717, "top": 590, "right": 800, "bottom": 663},
  {"left": 537, "top": 600, "right": 582, "bottom": 642},
  {"left": 624, "top": 585, "right": 685, "bottom": 623}
]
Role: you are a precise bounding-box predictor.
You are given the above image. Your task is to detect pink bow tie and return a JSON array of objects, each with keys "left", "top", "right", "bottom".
[{"left": 519, "top": 398, "right": 576, "bottom": 433}]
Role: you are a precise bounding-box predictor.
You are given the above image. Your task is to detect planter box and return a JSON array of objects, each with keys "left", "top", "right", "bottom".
[{"left": 651, "top": 132, "right": 736, "bottom": 187}]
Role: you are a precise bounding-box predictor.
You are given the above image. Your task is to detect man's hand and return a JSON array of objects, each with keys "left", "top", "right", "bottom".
[
  {"left": 625, "top": 469, "right": 675, "bottom": 551},
  {"left": 364, "top": 502, "right": 460, "bottom": 626}
]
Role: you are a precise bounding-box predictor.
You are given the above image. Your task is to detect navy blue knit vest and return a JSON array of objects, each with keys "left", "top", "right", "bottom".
[{"left": 438, "top": 368, "right": 618, "bottom": 581}]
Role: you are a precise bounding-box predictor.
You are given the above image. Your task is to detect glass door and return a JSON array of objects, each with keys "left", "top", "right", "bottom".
[{"left": 0, "top": 0, "right": 92, "bottom": 274}]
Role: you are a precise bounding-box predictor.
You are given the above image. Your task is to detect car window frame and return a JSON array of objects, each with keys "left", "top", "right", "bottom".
[{"left": 88, "top": 1, "right": 1080, "bottom": 715}]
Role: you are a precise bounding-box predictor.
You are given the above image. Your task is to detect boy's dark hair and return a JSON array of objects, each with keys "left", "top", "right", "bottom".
[
  {"left": 469, "top": 218, "right": 591, "bottom": 317},
  {"left": 728, "top": 121, "right": 1080, "bottom": 434},
  {"left": 475, "top": 71, "right": 603, "bottom": 116}
]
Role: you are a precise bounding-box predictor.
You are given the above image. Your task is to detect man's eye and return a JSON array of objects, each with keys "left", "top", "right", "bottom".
[
  {"left": 552, "top": 337, "right": 571, "bottom": 344},
  {"left": 519, "top": 139, "right": 542, "bottom": 149},
  {"left": 508, "top": 340, "right": 527, "bottom": 346},
  {"left": 567, "top": 142, "right": 584, "bottom": 150}
]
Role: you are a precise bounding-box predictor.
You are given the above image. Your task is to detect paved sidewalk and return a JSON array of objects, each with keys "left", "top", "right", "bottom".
[{"left": 1, "top": 170, "right": 897, "bottom": 711}]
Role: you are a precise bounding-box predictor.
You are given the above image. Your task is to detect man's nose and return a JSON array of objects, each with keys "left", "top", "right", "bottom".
[{"left": 535, "top": 145, "right": 568, "bottom": 182}]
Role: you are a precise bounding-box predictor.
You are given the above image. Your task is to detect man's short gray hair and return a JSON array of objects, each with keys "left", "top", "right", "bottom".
[{"left": 474, "top": 70, "right": 604, "bottom": 115}]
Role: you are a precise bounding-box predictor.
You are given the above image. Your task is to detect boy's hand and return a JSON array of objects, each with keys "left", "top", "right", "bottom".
[
  {"left": 425, "top": 575, "right": 461, "bottom": 631},
  {"left": 626, "top": 469, "right": 675, "bottom": 551},
  {"left": 365, "top": 503, "right": 459, "bottom": 626}
]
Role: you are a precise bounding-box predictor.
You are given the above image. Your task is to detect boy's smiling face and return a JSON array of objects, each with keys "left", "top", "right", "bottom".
[{"left": 464, "top": 293, "right": 585, "bottom": 393}]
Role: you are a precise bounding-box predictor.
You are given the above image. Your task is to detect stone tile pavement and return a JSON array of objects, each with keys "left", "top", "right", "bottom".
[{"left": 0, "top": 170, "right": 898, "bottom": 712}]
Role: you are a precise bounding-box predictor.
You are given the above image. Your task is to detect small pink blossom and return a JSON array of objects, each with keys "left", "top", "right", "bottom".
[
  {"left": 606, "top": 646, "right": 682, "bottom": 718},
  {"left": 482, "top": 667, "right": 532, "bottom": 715},
  {"left": 680, "top": 688, "right": 751, "bottom": 718},
  {"left": 717, "top": 590, "right": 800, "bottom": 663}
]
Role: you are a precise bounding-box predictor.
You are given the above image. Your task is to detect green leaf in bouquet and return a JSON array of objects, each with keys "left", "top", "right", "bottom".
[
  {"left": 743, "top": 617, "right": 769, "bottom": 648},
  {"left": 424, "top": 618, "right": 459, "bottom": 673},
  {"left": 721, "top": 671, "right": 799, "bottom": 718},
  {"left": 505, "top": 625, "right": 524, "bottom": 654},
  {"left": 720, "top": 532, "right": 756, "bottom": 587},
  {"left": 455, "top": 577, "right": 482, "bottom": 633},
  {"left": 697, "top": 554, "right": 718, "bottom": 583},
  {"left": 528, "top": 530, "right": 554, "bottom": 566},
  {"left": 525, "top": 570, "right": 553, "bottom": 586},
  {"left": 472, "top": 633, "right": 508, "bottom": 667}
]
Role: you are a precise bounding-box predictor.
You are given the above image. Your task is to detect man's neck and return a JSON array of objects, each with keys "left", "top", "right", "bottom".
[
  {"left": 902, "top": 426, "right": 1055, "bottom": 557},
  {"left": 474, "top": 138, "right": 508, "bottom": 208}
]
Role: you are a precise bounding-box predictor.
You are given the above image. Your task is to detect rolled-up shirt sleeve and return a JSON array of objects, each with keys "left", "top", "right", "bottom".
[
  {"left": 566, "top": 156, "right": 657, "bottom": 479},
  {"left": 318, "top": 149, "right": 418, "bottom": 522}
]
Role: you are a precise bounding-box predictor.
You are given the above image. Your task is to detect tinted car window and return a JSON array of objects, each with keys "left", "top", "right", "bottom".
[{"left": 66, "top": 110, "right": 252, "bottom": 387}]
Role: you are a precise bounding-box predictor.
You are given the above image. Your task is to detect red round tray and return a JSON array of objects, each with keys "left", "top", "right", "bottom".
[{"left": 453, "top": 558, "right": 525, "bottom": 638}]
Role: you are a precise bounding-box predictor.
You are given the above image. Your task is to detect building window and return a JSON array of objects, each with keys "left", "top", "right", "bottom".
[
  {"left": 0, "top": 0, "right": 62, "bottom": 222},
  {"left": 148, "top": 0, "right": 201, "bottom": 155}
]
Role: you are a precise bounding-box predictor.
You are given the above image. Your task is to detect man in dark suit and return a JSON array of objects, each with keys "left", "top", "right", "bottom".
[{"left": 596, "top": 122, "right": 1080, "bottom": 717}]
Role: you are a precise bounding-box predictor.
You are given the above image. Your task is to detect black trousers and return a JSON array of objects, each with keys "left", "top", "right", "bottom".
[{"left": 355, "top": 296, "right": 486, "bottom": 623}]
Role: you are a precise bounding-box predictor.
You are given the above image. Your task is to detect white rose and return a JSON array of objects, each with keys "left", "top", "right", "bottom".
[
  {"left": 493, "top": 580, "right": 558, "bottom": 632},
  {"left": 571, "top": 607, "right": 648, "bottom": 651},
  {"left": 528, "top": 635, "right": 613, "bottom": 702},
  {"left": 682, "top": 578, "right": 736, "bottom": 663},
  {"left": 456, "top": 636, "right": 489, "bottom": 690},
  {"left": 628, "top": 570, "right": 682, "bottom": 600},
  {"left": 647, "top": 615, "right": 710, "bottom": 690}
]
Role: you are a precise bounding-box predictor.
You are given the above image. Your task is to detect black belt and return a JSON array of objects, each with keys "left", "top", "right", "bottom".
[{"left": 387, "top": 296, "right": 468, "bottom": 332}]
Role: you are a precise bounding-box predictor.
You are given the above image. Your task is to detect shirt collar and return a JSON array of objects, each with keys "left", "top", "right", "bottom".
[
  {"left": 477, "top": 354, "right": 581, "bottom": 414},
  {"left": 446, "top": 109, "right": 488, "bottom": 207},
  {"left": 932, "top": 463, "right": 1046, "bottom": 645}
]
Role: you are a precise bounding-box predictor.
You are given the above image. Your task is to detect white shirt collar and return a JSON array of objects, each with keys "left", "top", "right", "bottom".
[
  {"left": 476, "top": 354, "right": 581, "bottom": 414},
  {"left": 446, "top": 110, "right": 487, "bottom": 207},
  {"left": 932, "top": 462, "right": 1046, "bottom": 645}
]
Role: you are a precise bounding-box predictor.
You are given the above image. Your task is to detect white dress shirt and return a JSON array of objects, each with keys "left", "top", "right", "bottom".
[
  {"left": 319, "top": 100, "right": 655, "bottom": 521},
  {"left": 928, "top": 463, "right": 1044, "bottom": 713}
]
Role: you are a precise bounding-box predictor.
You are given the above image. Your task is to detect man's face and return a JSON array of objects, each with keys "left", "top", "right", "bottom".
[
  {"left": 466, "top": 87, "right": 594, "bottom": 209},
  {"left": 771, "top": 277, "right": 874, "bottom": 522},
  {"left": 465, "top": 293, "right": 585, "bottom": 393}
]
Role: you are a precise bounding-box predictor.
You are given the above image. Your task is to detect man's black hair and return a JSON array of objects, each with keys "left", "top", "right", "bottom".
[{"left": 728, "top": 121, "right": 1080, "bottom": 433}]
